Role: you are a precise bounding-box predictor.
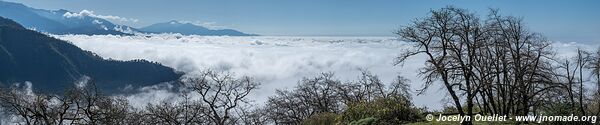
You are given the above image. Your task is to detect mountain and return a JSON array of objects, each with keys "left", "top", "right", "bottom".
[
  {"left": 0, "top": 1, "right": 254, "bottom": 36},
  {"left": 0, "top": 1, "right": 137, "bottom": 35},
  {"left": 140, "top": 20, "right": 256, "bottom": 36},
  {"left": 0, "top": 16, "right": 182, "bottom": 93}
]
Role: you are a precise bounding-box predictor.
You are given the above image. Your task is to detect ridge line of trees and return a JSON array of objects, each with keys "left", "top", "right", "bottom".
[{"left": 0, "top": 70, "right": 426, "bottom": 125}]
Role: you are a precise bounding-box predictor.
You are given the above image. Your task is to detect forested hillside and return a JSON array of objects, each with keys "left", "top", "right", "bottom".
[{"left": 0, "top": 16, "right": 181, "bottom": 92}]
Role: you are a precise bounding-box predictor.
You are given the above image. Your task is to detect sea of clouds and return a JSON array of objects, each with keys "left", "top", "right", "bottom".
[{"left": 52, "top": 34, "right": 597, "bottom": 110}]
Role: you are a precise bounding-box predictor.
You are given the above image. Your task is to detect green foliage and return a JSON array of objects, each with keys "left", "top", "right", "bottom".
[
  {"left": 407, "top": 121, "right": 517, "bottom": 125},
  {"left": 441, "top": 106, "right": 459, "bottom": 114},
  {"left": 540, "top": 103, "right": 573, "bottom": 116},
  {"left": 348, "top": 117, "right": 377, "bottom": 125},
  {"left": 588, "top": 93, "right": 600, "bottom": 115},
  {"left": 300, "top": 112, "right": 339, "bottom": 125},
  {"left": 339, "top": 97, "right": 423, "bottom": 125},
  {"left": 438, "top": 105, "right": 483, "bottom": 115}
]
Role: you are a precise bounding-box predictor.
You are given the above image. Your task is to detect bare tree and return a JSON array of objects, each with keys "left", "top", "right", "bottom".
[
  {"left": 0, "top": 78, "right": 140, "bottom": 125},
  {"left": 64, "top": 78, "right": 138, "bottom": 125},
  {"left": 336, "top": 70, "right": 386, "bottom": 104},
  {"left": 265, "top": 71, "right": 415, "bottom": 124},
  {"left": 144, "top": 100, "right": 206, "bottom": 125},
  {"left": 336, "top": 70, "right": 412, "bottom": 104},
  {"left": 587, "top": 48, "right": 600, "bottom": 115},
  {"left": 396, "top": 7, "right": 561, "bottom": 125},
  {"left": 265, "top": 72, "right": 342, "bottom": 124},
  {"left": 237, "top": 105, "right": 269, "bottom": 125},
  {"left": 575, "top": 49, "right": 590, "bottom": 115},
  {"left": 395, "top": 7, "right": 486, "bottom": 124},
  {"left": 265, "top": 89, "right": 313, "bottom": 125},
  {"left": 181, "top": 70, "right": 260, "bottom": 125},
  {"left": 0, "top": 83, "right": 73, "bottom": 125}
]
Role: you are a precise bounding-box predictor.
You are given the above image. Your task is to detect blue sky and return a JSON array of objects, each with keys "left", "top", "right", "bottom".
[{"left": 5, "top": 0, "right": 600, "bottom": 42}]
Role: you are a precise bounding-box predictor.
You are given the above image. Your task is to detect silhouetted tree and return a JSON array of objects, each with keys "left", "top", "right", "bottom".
[
  {"left": 181, "top": 70, "right": 260, "bottom": 125},
  {"left": 264, "top": 71, "right": 419, "bottom": 124},
  {"left": 265, "top": 72, "right": 342, "bottom": 124}
]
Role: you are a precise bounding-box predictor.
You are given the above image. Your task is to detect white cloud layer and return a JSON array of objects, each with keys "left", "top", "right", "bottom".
[
  {"left": 54, "top": 34, "right": 444, "bottom": 108},
  {"left": 63, "top": 10, "right": 139, "bottom": 23},
  {"left": 52, "top": 34, "right": 598, "bottom": 110}
]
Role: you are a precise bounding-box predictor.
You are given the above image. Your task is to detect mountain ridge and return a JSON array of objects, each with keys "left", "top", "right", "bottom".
[
  {"left": 140, "top": 20, "right": 256, "bottom": 36},
  {"left": 0, "top": 1, "right": 137, "bottom": 35},
  {"left": 0, "top": 1, "right": 256, "bottom": 36},
  {"left": 0, "top": 16, "right": 182, "bottom": 93}
]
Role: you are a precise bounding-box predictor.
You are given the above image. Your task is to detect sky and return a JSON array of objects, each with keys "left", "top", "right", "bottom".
[{"left": 5, "top": 0, "right": 600, "bottom": 43}]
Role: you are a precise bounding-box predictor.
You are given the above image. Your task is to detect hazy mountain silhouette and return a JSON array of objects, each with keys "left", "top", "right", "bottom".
[
  {"left": 140, "top": 20, "right": 256, "bottom": 36},
  {"left": 0, "top": 16, "right": 182, "bottom": 93},
  {"left": 0, "top": 1, "right": 138, "bottom": 35}
]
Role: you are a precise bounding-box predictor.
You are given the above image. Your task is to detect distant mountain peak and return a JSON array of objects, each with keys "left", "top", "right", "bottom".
[
  {"left": 0, "top": 0, "right": 26, "bottom": 7},
  {"left": 140, "top": 20, "right": 256, "bottom": 36},
  {"left": 168, "top": 20, "right": 181, "bottom": 24},
  {"left": 0, "top": 1, "right": 136, "bottom": 35}
]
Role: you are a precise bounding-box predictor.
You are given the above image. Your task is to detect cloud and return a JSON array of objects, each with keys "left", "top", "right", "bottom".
[
  {"left": 3, "top": 34, "right": 597, "bottom": 115},
  {"left": 53, "top": 34, "right": 446, "bottom": 109},
  {"left": 113, "top": 25, "right": 136, "bottom": 34},
  {"left": 63, "top": 10, "right": 139, "bottom": 23},
  {"left": 75, "top": 76, "right": 91, "bottom": 88},
  {"left": 122, "top": 83, "right": 182, "bottom": 108},
  {"left": 56, "top": 35, "right": 600, "bottom": 109},
  {"left": 92, "top": 19, "right": 103, "bottom": 24},
  {"left": 45, "top": 34, "right": 600, "bottom": 110}
]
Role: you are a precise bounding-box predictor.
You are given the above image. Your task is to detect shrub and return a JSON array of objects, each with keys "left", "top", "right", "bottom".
[
  {"left": 301, "top": 112, "right": 339, "bottom": 125},
  {"left": 339, "top": 97, "right": 423, "bottom": 124},
  {"left": 348, "top": 117, "right": 378, "bottom": 125}
]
